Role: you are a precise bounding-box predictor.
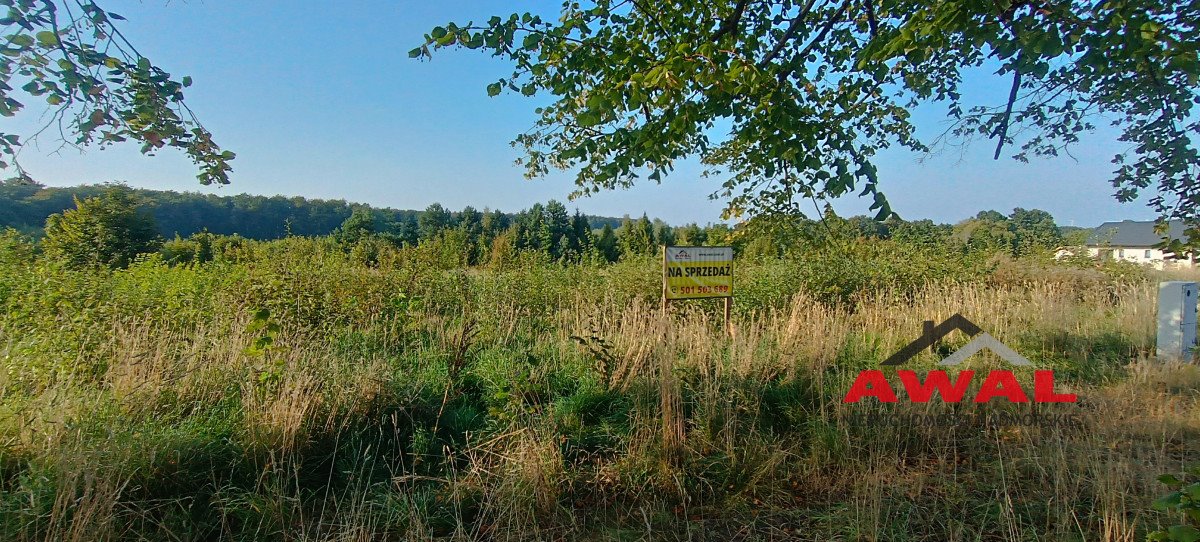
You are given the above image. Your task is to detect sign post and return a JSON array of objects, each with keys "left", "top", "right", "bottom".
[{"left": 662, "top": 245, "right": 735, "bottom": 335}]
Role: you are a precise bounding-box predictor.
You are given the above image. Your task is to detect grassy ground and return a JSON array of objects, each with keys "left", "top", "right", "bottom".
[{"left": 0, "top": 238, "right": 1198, "bottom": 540}]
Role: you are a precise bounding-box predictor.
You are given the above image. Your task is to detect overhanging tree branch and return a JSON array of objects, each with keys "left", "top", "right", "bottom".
[
  {"left": 712, "top": 0, "right": 751, "bottom": 41},
  {"left": 759, "top": 0, "right": 822, "bottom": 67},
  {"left": 773, "top": 1, "right": 849, "bottom": 80},
  {"left": 993, "top": 64, "right": 1022, "bottom": 160}
]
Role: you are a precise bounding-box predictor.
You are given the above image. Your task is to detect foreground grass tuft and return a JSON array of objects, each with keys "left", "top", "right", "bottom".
[{"left": 0, "top": 238, "right": 1197, "bottom": 540}]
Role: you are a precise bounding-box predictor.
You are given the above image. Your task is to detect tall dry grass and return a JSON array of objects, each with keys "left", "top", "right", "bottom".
[{"left": 1, "top": 269, "right": 1196, "bottom": 540}]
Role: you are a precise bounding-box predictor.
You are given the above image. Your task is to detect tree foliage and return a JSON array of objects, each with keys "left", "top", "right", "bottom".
[
  {"left": 333, "top": 208, "right": 376, "bottom": 245},
  {"left": 414, "top": 0, "right": 1200, "bottom": 246},
  {"left": 0, "top": 1, "right": 231, "bottom": 184},
  {"left": 42, "top": 187, "right": 159, "bottom": 268},
  {"left": 952, "top": 208, "right": 1064, "bottom": 256},
  {"left": 7, "top": 181, "right": 1097, "bottom": 267}
]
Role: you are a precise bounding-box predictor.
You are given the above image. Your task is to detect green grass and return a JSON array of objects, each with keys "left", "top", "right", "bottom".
[{"left": 0, "top": 235, "right": 1197, "bottom": 540}]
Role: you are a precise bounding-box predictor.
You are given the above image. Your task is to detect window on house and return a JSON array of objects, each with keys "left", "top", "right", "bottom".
[
  {"left": 1145, "top": 249, "right": 1152, "bottom": 258},
  {"left": 1118, "top": 249, "right": 1125, "bottom": 258}
]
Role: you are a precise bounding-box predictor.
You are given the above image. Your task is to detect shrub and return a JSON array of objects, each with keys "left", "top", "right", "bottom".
[{"left": 42, "top": 188, "right": 161, "bottom": 269}]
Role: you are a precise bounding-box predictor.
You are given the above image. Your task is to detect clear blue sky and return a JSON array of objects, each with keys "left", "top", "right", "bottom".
[{"left": 7, "top": 1, "right": 1156, "bottom": 227}]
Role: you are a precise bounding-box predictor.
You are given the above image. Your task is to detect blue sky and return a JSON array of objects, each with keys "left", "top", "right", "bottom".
[{"left": 7, "top": 1, "right": 1156, "bottom": 227}]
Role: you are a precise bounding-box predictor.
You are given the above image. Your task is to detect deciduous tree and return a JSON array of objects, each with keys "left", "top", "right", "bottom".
[
  {"left": 43, "top": 187, "right": 160, "bottom": 268},
  {"left": 414, "top": 0, "right": 1200, "bottom": 247}
]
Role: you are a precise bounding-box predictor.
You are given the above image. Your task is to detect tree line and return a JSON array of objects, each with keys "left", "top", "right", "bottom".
[
  {"left": 14, "top": 184, "right": 1084, "bottom": 273},
  {"left": 5, "top": 182, "right": 1081, "bottom": 270},
  {"left": 0, "top": 180, "right": 622, "bottom": 239},
  {"left": 2, "top": 182, "right": 717, "bottom": 267}
]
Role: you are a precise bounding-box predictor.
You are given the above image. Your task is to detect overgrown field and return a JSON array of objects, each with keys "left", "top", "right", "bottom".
[{"left": 0, "top": 235, "right": 1197, "bottom": 541}]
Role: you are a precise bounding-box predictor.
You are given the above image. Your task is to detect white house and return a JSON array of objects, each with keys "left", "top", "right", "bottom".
[{"left": 1078, "top": 220, "right": 1196, "bottom": 270}]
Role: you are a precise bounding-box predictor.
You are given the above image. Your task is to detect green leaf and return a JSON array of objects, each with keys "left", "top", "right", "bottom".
[
  {"left": 1140, "top": 21, "right": 1163, "bottom": 41},
  {"left": 577, "top": 110, "right": 600, "bottom": 127},
  {"left": 390, "top": 9, "right": 1200, "bottom": 239},
  {"left": 35, "top": 30, "right": 57, "bottom": 46},
  {"left": 1159, "top": 474, "right": 1183, "bottom": 487},
  {"left": 9, "top": 33, "right": 32, "bottom": 47},
  {"left": 1168, "top": 525, "right": 1200, "bottom": 542},
  {"left": 181, "top": 75, "right": 192, "bottom": 87},
  {"left": 1153, "top": 492, "right": 1183, "bottom": 510},
  {"left": 487, "top": 82, "right": 502, "bottom": 97}
]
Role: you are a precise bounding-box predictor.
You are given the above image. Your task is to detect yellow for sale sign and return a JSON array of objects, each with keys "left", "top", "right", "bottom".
[{"left": 663, "top": 246, "right": 733, "bottom": 300}]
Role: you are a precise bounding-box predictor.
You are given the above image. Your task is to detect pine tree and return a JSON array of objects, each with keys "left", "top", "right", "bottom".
[
  {"left": 596, "top": 223, "right": 619, "bottom": 262},
  {"left": 543, "top": 200, "right": 571, "bottom": 259},
  {"left": 617, "top": 214, "right": 656, "bottom": 256},
  {"left": 569, "top": 210, "right": 592, "bottom": 257}
]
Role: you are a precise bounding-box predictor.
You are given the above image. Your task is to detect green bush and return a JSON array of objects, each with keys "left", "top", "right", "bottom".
[{"left": 42, "top": 188, "right": 161, "bottom": 269}]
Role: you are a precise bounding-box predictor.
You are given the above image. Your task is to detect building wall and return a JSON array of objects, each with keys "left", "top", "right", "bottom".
[{"left": 1085, "top": 246, "right": 1197, "bottom": 270}]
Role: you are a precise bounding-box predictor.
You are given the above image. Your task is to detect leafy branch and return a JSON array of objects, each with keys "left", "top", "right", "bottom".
[
  {"left": 0, "top": 0, "right": 232, "bottom": 184},
  {"left": 414, "top": 0, "right": 1200, "bottom": 247}
]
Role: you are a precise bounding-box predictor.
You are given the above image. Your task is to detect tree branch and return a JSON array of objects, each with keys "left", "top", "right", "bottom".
[
  {"left": 864, "top": 0, "right": 879, "bottom": 38},
  {"left": 759, "top": 0, "right": 821, "bottom": 67},
  {"left": 712, "top": 0, "right": 751, "bottom": 41},
  {"left": 796, "top": 2, "right": 848, "bottom": 63},
  {"left": 772, "top": 1, "right": 849, "bottom": 80},
  {"left": 630, "top": 0, "right": 671, "bottom": 39},
  {"left": 992, "top": 64, "right": 1022, "bottom": 160}
]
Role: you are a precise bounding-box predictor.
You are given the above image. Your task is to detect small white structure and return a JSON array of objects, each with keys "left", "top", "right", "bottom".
[
  {"left": 1157, "top": 281, "right": 1198, "bottom": 362},
  {"left": 1084, "top": 220, "right": 1196, "bottom": 270}
]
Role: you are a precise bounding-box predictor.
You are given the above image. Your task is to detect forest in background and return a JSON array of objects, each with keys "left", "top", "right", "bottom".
[
  {"left": 1, "top": 180, "right": 1090, "bottom": 269},
  {"left": 0, "top": 179, "right": 626, "bottom": 240}
]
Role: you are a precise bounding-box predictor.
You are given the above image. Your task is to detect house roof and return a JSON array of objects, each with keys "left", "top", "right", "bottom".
[{"left": 1086, "top": 220, "right": 1188, "bottom": 247}]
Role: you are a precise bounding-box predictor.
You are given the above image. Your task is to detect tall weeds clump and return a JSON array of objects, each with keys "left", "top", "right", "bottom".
[{"left": 0, "top": 235, "right": 1196, "bottom": 540}]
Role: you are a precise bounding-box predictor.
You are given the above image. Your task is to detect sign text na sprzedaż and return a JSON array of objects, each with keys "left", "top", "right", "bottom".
[{"left": 663, "top": 246, "right": 733, "bottom": 300}]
